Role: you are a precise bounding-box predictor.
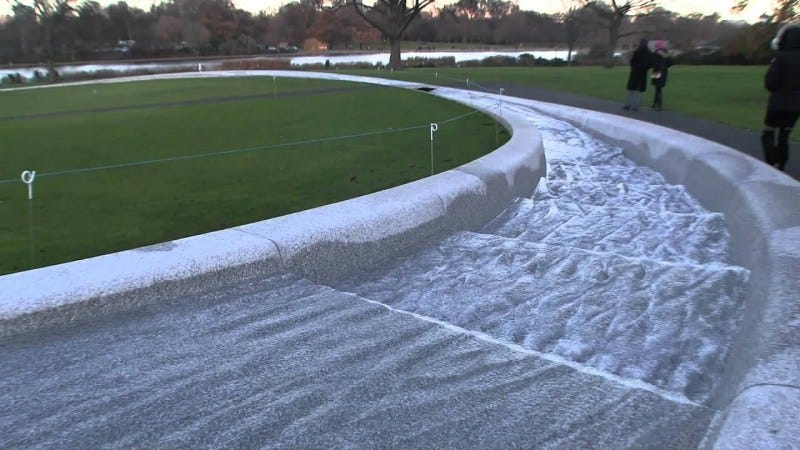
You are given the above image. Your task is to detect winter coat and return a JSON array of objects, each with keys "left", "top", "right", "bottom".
[
  {"left": 766, "top": 25, "right": 800, "bottom": 112},
  {"left": 627, "top": 45, "right": 652, "bottom": 92},
  {"left": 651, "top": 53, "right": 672, "bottom": 88}
]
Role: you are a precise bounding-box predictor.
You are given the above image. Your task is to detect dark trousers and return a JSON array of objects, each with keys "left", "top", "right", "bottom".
[
  {"left": 762, "top": 109, "right": 799, "bottom": 170},
  {"left": 762, "top": 128, "right": 792, "bottom": 170},
  {"left": 652, "top": 86, "right": 664, "bottom": 109}
]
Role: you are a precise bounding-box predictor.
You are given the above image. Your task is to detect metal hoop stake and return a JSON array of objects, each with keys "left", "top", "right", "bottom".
[
  {"left": 273, "top": 76, "right": 277, "bottom": 98},
  {"left": 21, "top": 170, "right": 36, "bottom": 200},
  {"left": 430, "top": 123, "right": 439, "bottom": 176},
  {"left": 21, "top": 170, "right": 36, "bottom": 268},
  {"left": 496, "top": 87, "right": 506, "bottom": 147}
]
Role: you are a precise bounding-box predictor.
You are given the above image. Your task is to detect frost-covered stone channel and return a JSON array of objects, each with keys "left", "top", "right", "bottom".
[
  {"left": 335, "top": 111, "right": 749, "bottom": 404},
  {"left": 0, "top": 107, "right": 749, "bottom": 447}
]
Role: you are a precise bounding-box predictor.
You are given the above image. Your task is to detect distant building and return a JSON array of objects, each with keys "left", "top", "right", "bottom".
[
  {"left": 114, "top": 40, "right": 135, "bottom": 54},
  {"left": 694, "top": 44, "right": 722, "bottom": 55},
  {"left": 303, "top": 38, "right": 327, "bottom": 52}
]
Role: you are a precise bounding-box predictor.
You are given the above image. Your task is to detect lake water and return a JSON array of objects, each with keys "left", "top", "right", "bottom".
[
  {"left": 0, "top": 50, "right": 571, "bottom": 81},
  {"left": 290, "top": 50, "right": 571, "bottom": 66}
]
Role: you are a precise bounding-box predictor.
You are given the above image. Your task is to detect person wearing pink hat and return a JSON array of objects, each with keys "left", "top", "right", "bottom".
[{"left": 650, "top": 40, "right": 672, "bottom": 111}]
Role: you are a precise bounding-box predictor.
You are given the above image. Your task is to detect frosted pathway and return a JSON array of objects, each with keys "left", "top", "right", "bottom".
[
  {"left": 0, "top": 100, "right": 747, "bottom": 447},
  {"left": 0, "top": 273, "right": 714, "bottom": 448},
  {"left": 333, "top": 108, "right": 749, "bottom": 404}
]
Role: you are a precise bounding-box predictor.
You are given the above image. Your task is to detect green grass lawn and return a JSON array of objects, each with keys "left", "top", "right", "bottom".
[
  {"left": 342, "top": 65, "right": 774, "bottom": 135},
  {"left": 0, "top": 77, "right": 507, "bottom": 274}
]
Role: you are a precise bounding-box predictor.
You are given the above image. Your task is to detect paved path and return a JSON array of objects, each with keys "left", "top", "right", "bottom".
[{"left": 478, "top": 84, "right": 799, "bottom": 180}]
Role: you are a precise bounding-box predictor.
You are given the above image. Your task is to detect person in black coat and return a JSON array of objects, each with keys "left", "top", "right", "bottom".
[
  {"left": 623, "top": 38, "right": 652, "bottom": 111},
  {"left": 762, "top": 23, "right": 800, "bottom": 171},
  {"left": 650, "top": 42, "right": 672, "bottom": 111}
]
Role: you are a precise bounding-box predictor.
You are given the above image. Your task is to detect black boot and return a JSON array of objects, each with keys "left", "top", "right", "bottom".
[
  {"left": 762, "top": 129, "right": 777, "bottom": 167},
  {"left": 777, "top": 128, "right": 791, "bottom": 171}
]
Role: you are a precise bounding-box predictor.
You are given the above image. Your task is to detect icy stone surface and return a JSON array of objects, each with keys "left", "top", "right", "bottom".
[
  {"left": 329, "top": 109, "right": 749, "bottom": 404},
  {"left": 485, "top": 198, "right": 730, "bottom": 265},
  {"left": 548, "top": 162, "right": 667, "bottom": 185},
  {"left": 0, "top": 272, "right": 714, "bottom": 448},
  {"left": 534, "top": 180, "right": 704, "bottom": 214},
  {"left": 333, "top": 231, "right": 748, "bottom": 402}
]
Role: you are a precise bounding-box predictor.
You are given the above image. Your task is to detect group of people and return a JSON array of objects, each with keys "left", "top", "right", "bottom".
[
  {"left": 621, "top": 25, "right": 799, "bottom": 172},
  {"left": 623, "top": 38, "right": 672, "bottom": 112}
]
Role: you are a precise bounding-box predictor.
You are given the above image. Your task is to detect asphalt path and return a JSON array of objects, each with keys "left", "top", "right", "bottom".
[{"left": 477, "top": 83, "right": 798, "bottom": 180}]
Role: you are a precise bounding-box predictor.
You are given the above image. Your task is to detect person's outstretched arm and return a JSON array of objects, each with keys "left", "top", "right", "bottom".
[{"left": 765, "top": 56, "right": 782, "bottom": 92}]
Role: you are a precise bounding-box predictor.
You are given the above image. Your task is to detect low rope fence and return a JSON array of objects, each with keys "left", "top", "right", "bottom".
[
  {"left": 0, "top": 109, "right": 482, "bottom": 186},
  {"left": 0, "top": 99, "right": 495, "bottom": 272}
]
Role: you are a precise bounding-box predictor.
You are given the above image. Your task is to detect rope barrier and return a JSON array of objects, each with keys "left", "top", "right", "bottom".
[
  {"left": 0, "top": 109, "right": 482, "bottom": 185},
  {"left": 432, "top": 72, "right": 504, "bottom": 95},
  {"left": 0, "top": 75, "right": 497, "bottom": 271}
]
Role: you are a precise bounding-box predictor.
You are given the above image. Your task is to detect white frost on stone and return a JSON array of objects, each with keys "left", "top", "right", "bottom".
[
  {"left": 0, "top": 228, "right": 279, "bottom": 319},
  {"left": 332, "top": 105, "right": 750, "bottom": 404}
]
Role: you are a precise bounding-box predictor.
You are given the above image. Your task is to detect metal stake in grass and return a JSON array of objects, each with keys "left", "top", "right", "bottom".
[
  {"left": 429, "top": 123, "right": 438, "bottom": 176},
  {"left": 499, "top": 88, "right": 505, "bottom": 116},
  {"left": 20, "top": 170, "right": 36, "bottom": 269},
  {"left": 272, "top": 76, "right": 277, "bottom": 98},
  {"left": 496, "top": 88, "right": 505, "bottom": 147}
]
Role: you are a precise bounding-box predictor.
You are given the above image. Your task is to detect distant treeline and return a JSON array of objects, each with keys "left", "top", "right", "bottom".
[{"left": 0, "top": 0, "right": 784, "bottom": 65}]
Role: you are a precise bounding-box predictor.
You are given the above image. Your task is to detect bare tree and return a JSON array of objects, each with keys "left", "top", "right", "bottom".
[
  {"left": 75, "top": 1, "right": 107, "bottom": 46},
  {"left": 338, "top": 0, "right": 434, "bottom": 69},
  {"left": 10, "top": 3, "right": 37, "bottom": 58},
  {"left": 580, "top": 0, "right": 656, "bottom": 66},
  {"left": 17, "top": 0, "right": 76, "bottom": 75},
  {"left": 734, "top": 0, "right": 797, "bottom": 22},
  {"left": 560, "top": 5, "right": 590, "bottom": 64}
]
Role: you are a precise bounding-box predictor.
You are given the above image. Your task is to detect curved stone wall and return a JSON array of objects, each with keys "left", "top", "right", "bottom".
[
  {"left": 521, "top": 99, "right": 800, "bottom": 449},
  {"left": 2, "top": 72, "right": 796, "bottom": 447},
  {"left": 0, "top": 72, "right": 545, "bottom": 334}
]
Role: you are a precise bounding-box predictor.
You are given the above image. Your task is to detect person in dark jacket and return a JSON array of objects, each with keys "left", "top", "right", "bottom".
[
  {"left": 623, "top": 38, "right": 652, "bottom": 111},
  {"left": 650, "top": 41, "right": 673, "bottom": 111},
  {"left": 762, "top": 23, "right": 800, "bottom": 171}
]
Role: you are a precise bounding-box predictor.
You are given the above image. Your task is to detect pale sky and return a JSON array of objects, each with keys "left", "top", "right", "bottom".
[{"left": 0, "top": 0, "right": 775, "bottom": 23}]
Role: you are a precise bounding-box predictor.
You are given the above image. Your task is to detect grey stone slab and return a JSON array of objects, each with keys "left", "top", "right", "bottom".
[
  {"left": 714, "top": 385, "right": 800, "bottom": 449},
  {"left": 334, "top": 231, "right": 749, "bottom": 403},
  {"left": 533, "top": 180, "right": 704, "bottom": 214},
  {"left": 0, "top": 273, "right": 713, "bottom": 449},
  {"left": 548, "top": 162, "right": 667, "bottom": 185},
  {"left": 484, "top": 197, "right": 731, "bottom": 265},
  {"left": 517, "top": 97, "right": 799, "bottom": 447}
]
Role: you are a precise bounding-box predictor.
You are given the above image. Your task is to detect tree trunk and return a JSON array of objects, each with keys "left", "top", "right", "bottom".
[
  {"left": 43, "top": 22, "right": 55, "bottom": 77},
  {"left": 389, "top": 36, "right": 402, "bottom": 70},
  {"left": 567, "top": 45, "right": 573, "bottom": 65},
  {"left": 606, "top": 22, "right": 620, "bottom": 67},
  {"left": 19, "top": 27, "right": 28, "bottom": 57}
]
